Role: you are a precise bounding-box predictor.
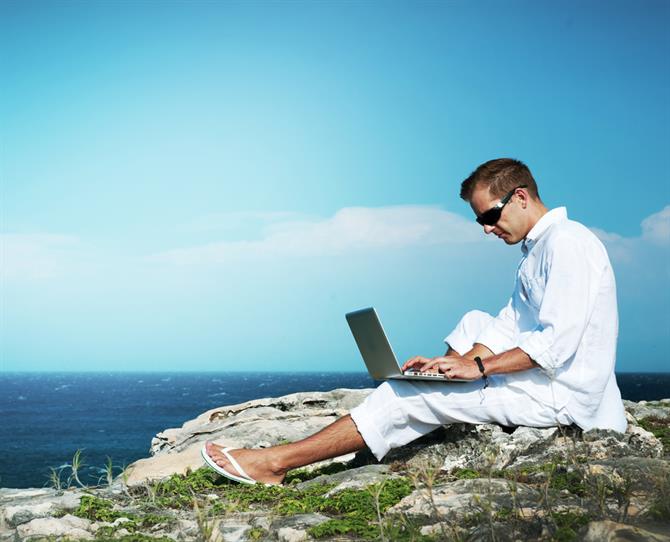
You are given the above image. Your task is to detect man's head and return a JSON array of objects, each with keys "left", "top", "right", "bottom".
[{"left": 460, "top": 158, "right": 546, "bottom": 245}]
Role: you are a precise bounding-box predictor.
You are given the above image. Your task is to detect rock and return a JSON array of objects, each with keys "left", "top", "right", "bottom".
[
  {"left": 390, "top": 478, "right": 546, "bottom": 520},
  {"left": 149, "top": 389, "right": 373, "bottom": 455},
  {"left": 582, "top": 520, "right": 670, "bottom": 541},
  {"left": 1, "top": 488, "right": 85, "bottom": 527},
  {"left": 583, "top": 426, "right": 663, "bottom": 459},
  {"left": 125, "top": 388, "right": 372, "bottom": 486},
  {"left": 211, "top": 517, "right": 252, "bottom": 542},
  {"left": 440, "top": 424, "right": 559, "bottom": 473},
  {"left": 123, "top": 444, "right": 204, "bottom": 487},
  {"left": 296, "top": 464, "right": 391, "bottom": 492},
  {"left": 16, "top": 514, "right": 93, "bottom": 540},
  {"left": 624, "top": 400, "right": 670, "bottom": 424},
  {"left": 205, "top": 512, "right": 273, "bottom": 542},
  {"left": 270, "top": 514, "right": 329, "bottom": 542},
  {"left": 172, "top": 518, "right": 198, "bottom": 538}
]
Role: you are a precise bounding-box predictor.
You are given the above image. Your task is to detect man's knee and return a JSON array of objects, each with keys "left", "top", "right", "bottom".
[{"left": 445, "top": 310, "right": 494, "bottom": 355}]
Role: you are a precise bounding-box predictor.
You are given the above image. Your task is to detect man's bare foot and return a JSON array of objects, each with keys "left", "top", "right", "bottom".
[{"left": 204, "top": 442, "right": 286, "bottom": 485}]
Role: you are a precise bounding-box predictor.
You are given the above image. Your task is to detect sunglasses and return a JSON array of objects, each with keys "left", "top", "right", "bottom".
[{"left": 475, "top": 185, "right": 528, "bottom": 226}]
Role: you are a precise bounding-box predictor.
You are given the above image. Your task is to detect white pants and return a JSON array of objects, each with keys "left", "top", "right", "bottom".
[{"left": 349, "top": 310, "right": 574, "bottom": 460}]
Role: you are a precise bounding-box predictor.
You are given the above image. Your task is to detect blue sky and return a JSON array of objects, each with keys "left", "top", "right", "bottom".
[{"left": 1, "top": 0, "right": 668, "bottom": 372}]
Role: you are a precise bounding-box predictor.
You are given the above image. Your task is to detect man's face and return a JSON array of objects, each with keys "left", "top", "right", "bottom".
[{"left": 469, "top": 185, "right": 529, "bottom": 245}]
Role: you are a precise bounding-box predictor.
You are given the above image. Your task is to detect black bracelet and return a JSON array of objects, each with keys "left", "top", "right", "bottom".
[{"left": 474, "top": 356, "right": 489, "bottom": 389}]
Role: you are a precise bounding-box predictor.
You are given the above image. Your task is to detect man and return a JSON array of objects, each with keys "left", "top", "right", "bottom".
[{"left": 202, "top": 158, "right": 627, "bottom": 486}]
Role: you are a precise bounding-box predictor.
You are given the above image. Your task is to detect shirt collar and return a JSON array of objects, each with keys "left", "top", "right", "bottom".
[{"left": 522, "top": 207, "right": 568, "bottom": 254}]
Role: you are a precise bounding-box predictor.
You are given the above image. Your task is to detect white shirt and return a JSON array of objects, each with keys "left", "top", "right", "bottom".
[{"left": 475, "top": 207, "right": 627, "bottom": 432}]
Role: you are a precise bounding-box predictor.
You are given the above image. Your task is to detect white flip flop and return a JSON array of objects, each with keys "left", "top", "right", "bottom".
[{"left": 200, "top": 443, "right": 259, "bottom": 485}]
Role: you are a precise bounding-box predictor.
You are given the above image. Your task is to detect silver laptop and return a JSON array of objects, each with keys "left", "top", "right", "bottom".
[{"left": 346, "top": 307, "right": 473, "bottom": 382}]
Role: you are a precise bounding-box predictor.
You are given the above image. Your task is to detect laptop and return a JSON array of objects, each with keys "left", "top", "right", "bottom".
[{"left": 345, "top": 307, "right": 473, "bottom": 382}]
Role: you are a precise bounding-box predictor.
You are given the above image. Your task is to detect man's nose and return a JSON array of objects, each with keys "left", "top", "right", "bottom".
[{"left": 483, "top": 224, "right": 495, "bottom": 234}]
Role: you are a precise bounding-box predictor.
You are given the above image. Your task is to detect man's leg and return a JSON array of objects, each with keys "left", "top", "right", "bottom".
[
  {"left": 205, "top": 414, "right": 365, "bottom": 485},
  {"left": 206, "top": 310, "right": 496, "bottom": 484}
]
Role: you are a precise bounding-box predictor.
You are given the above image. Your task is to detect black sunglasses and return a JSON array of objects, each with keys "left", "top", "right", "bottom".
[{"left": 475, "top": 185, "right": 528, "bottom": 226}]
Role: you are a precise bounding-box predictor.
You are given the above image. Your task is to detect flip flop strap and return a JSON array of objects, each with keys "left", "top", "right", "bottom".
[{"left": 222, "top": 447, "right": 253, "bottom": 482}]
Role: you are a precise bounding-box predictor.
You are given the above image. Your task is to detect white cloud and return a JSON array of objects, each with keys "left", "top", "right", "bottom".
[
  {"left": 590, "top": 205, "right": 670, "bottom": 267},
  {"left": 641, "top": 205, "right": 670, "bottom": 245},
  {"left": 0, "top": 234, "right": 83, "bottom": 280},
  {"left": 148, "top": 205, "right": 484, "bottom": 265},
  {"left": 177, "top": 211, "right": 307, "bottom": 233}
]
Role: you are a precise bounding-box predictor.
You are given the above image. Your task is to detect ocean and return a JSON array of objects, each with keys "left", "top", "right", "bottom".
[{"left": 1, "top": 372, "right": 668, "bottom": 489}]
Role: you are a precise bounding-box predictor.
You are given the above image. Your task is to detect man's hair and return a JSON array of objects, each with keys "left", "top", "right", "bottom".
[{"left": 460, "top": 158, "right": 541, "bottom": 201}]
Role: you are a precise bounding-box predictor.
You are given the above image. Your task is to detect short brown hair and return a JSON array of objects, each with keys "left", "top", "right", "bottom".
[{"left": 460, "top": 158, "right": 540, "bottom": 201}]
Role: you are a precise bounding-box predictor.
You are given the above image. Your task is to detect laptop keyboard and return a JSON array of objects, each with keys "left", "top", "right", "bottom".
[{"left": 403, "top": 369, "right": 445, "bottom": 379}]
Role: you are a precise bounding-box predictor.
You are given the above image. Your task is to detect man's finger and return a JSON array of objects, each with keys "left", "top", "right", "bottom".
[
  {"left": 420, "top": 359, "right": 441, "bottom": 372},
  {"left": 402, "top": 356, "right": 429, "bottom": 370}
]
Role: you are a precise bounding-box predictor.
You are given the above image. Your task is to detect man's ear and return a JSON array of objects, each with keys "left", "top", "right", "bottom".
[{"left": 516, "top": 188, "right": 529, "bottom": 209}]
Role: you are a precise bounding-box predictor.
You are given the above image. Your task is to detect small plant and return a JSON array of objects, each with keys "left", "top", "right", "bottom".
[
  {"left": 550, "top": 510, "right": 590, "bottom": 542},
  {"left": 97, "top": 456, "right": 119, "bottom": 487},
  {"left": 193, "top": 497, "right": 215, "bottom": 542},
  {"left": 409, "top": 461, "right": 455, "bottom": 541},
  {"left": 47, "top": 466, "right": 67, "bottom": 490},
  {"left": 453, "top": 468, "right": 480, "bottom": 480},
  {"left": 246, "top": 526, "right": 266, "bottom": 540},
  {"left": 68, "top": 449, "right": 87, "bottom": 488},
  {"left": 549, "top": 466, "right": 587, "bottom": 496},
  {"left": 368, "top": 480, "right": 388, "bottom": 542},
  {"left": 647, "top": 470, "right": 670, "bottom": 520}
]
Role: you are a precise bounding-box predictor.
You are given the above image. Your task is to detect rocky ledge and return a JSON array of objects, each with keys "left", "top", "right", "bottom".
[{"left": 1, "top": 389, "right": 669, "bottom": 542}]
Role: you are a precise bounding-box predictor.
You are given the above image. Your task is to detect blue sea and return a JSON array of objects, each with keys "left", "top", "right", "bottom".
[{"left": 1, "top": 372, "right": 668, "bottom": 489}]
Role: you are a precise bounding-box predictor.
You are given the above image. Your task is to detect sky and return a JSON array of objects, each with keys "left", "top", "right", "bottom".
[{"left": 1, "top": 0, "right": 669, "bottom": 372}]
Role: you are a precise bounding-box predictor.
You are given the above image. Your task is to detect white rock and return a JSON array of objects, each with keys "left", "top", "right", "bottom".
[
  {"left": 625, "top": 424, "right": 664, "bottom": 458},
  {"left": 2, "top": 502, "right": 53, "bottom": 527},
  {"left": 211, "top": 518, "right": 250, "bottom": 542},
  {"left": 125, "top": 388, "right": 372, "bottom": 486},
  {"left": 391, "top": 479, "right": 541, "bottom": 519},
  {"left": 277, "top": 527, "right": 308, "bottom": 542},
  {"left": 16, "top": 514, "right": 93, "bottom": 540},
  {"left": 582, "top": 520, "right": 670, "bottom": 542},
  {"left": 2, "top": 490, "right": 83, "bottom": 527},
  {"left": 271, "top": 513, "right": 329, "bottom": 542}
]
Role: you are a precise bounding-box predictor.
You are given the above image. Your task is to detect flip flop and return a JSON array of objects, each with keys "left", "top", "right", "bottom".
[{"left": 200, "top": 443, "right": 259, "bottom": 485}]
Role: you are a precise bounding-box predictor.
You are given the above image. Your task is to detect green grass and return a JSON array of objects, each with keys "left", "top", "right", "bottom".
[
  {"left": 93, "top": 535, "right": 174, "bottom": 542},
  {"left": 144, "top": 468, "right": 413, "bottom": 540},
  {"left": 550, "top": 511, "right": 591, "bottom": 542},
  {"left": 452, "top": 468, "right": 481, "bottom": 480},
  {"left": 73, "top": 496, "right": 126, "bottom": 523},
  {"left": 73, "top": 495, "right": 175, "bottom": 538},
  {"left": 246, "top": 526, "right": 267, "bottom": 540},
  {"left": 147, "top": 467, "right": 227, "bottom": 508},
  {"left": 284, "top": 461, "right": 350, "bottom": 484},
  {"left": 307, "top": 478, "right": 413, "bottom": 539}
]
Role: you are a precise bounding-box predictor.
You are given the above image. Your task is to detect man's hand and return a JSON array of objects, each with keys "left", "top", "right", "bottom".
[{"left": 402, "top": 355, "right": 482, "bottom": 380}]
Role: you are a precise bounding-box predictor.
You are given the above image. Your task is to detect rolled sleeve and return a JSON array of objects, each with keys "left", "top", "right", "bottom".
[{"left": 517, "top": 332, "right": 557, "bottom": 376}]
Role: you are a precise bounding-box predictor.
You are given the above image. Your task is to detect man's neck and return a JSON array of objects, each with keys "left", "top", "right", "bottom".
[{"left": 525, "top": 203, "right": 549, "bottom": 237}]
